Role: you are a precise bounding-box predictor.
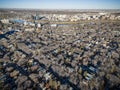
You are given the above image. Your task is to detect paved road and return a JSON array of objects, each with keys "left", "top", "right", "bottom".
[{"left": 38, "top": 20, "right": 120, "bottom": 24}]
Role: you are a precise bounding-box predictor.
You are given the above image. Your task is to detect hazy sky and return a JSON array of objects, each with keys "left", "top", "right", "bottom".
[{"left": 0, "top": 0, "right": 120, "bottom": 9}]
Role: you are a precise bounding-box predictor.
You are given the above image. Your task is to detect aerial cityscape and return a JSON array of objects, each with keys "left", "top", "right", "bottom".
[{"left": 0, "top": 0, "right": 120, "bottom": 90}]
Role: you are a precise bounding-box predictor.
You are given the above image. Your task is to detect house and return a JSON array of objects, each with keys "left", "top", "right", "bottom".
[
  {"left": 1, "top": 19, "right": 9, "bottom": 24},
  {"left": 25, "top": 27, "right": 35, "bottom": 32},
  {"left": 50, "top": 24, "right": 57, "bottom": 27},
  {"left": 37, "top": 23, "right": 41, "bottom": 28}
]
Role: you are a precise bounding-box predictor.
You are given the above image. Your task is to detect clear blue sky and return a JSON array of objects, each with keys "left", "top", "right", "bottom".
[{"left": 0, "top": 0, "right": 120, "bottom": 9}]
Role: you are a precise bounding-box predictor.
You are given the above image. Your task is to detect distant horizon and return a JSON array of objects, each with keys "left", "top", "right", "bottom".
[
  {"left": 0, "top": 0, "right": 120, "bottom": 9},
  {"left": 0, "top": 8, "right": 120, "bottom": 10}
]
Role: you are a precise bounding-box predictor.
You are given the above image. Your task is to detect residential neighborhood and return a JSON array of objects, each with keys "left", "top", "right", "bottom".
[{"left": 0, "top": 9, "right": 120, "bottom": 90}]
